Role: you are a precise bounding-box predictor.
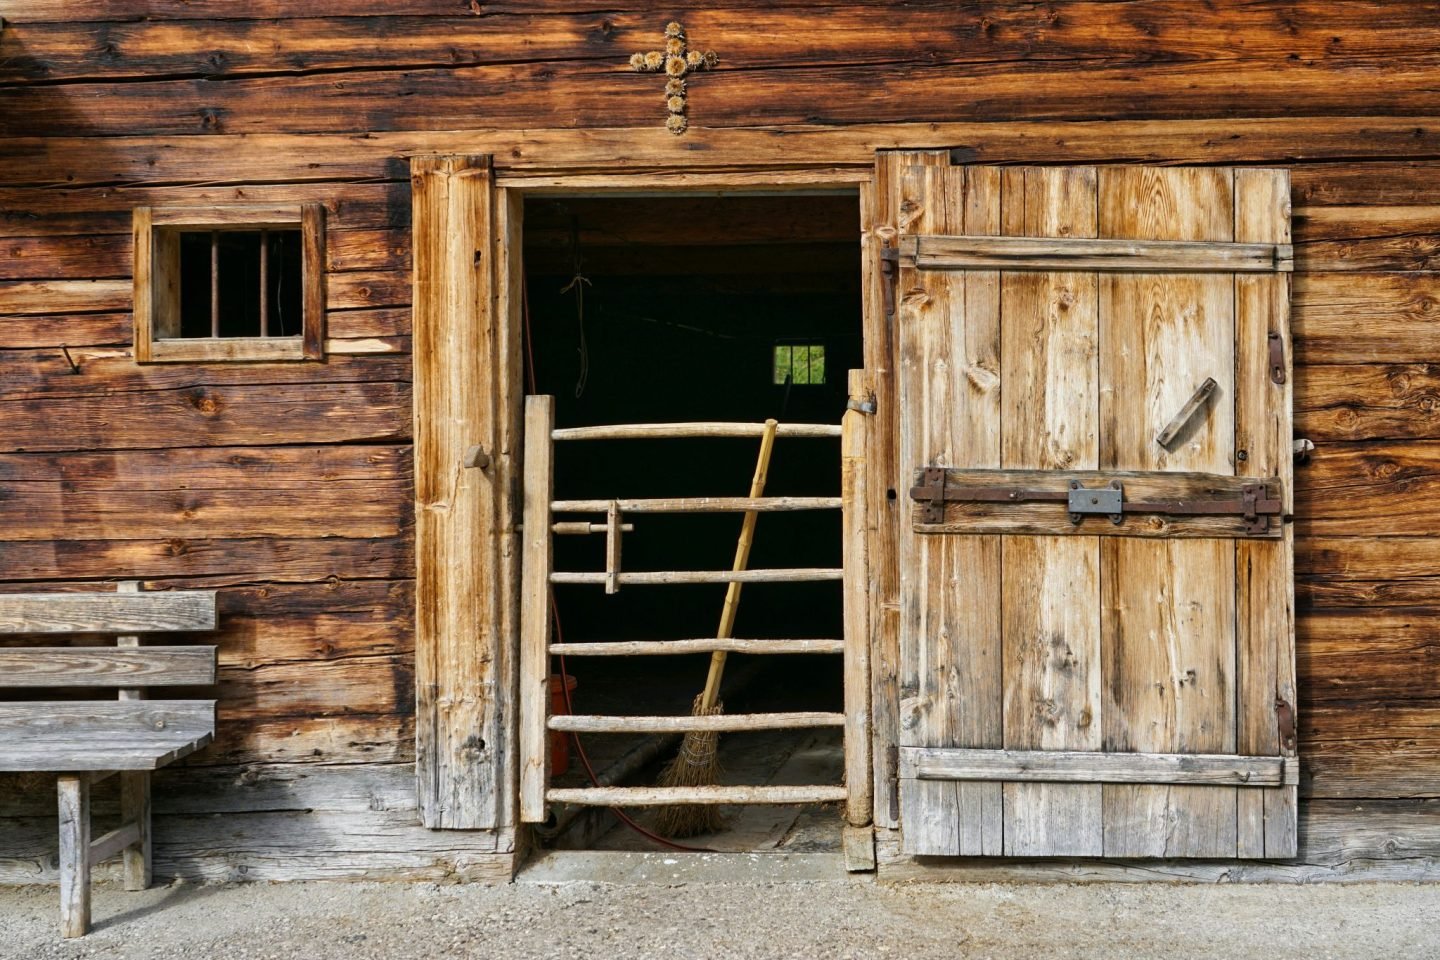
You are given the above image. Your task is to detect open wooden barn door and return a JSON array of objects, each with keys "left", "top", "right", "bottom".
[{"left": 884, "top": 158, "right": 1297, "bottom": 858}]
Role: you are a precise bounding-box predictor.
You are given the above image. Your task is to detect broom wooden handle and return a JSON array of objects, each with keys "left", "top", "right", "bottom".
[{"left": 697, "top": 418, "right": 779, "bottom": 712}]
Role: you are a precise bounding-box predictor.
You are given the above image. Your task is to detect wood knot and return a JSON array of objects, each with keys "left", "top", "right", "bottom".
[{"left": 188, "top": 389, "right": 222, "bottom": 415}]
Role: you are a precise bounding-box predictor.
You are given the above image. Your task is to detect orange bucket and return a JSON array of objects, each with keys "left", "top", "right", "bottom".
[{"left": 549, "top": 674, "right": 579, "bottom": 775}]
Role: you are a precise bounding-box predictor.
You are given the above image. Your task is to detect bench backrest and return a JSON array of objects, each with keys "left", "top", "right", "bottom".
[{"left": 0, "top": 584, "right": 218, "bottom": 691}]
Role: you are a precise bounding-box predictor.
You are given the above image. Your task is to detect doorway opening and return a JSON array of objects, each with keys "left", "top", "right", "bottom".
[{"left": 520, "top": 191, "right": 863, "bottom": 854}]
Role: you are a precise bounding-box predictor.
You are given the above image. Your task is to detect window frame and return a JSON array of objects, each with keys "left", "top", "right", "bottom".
[
  {"left": 772, "top": 339, "right": 827, "bottom": 386},
  {"left": 132, "top": 203, "right": 326, "bottom": 363}
]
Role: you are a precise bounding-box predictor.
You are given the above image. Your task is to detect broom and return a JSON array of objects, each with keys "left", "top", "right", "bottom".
[{"left": 653, "top": 418, "right": 779, "bottom": 838}]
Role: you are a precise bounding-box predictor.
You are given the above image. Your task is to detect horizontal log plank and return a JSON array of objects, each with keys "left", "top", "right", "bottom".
[
  {"left": 1299, "top": 607, "right": 1440, "bottom": 703},
  {"left": 904, "top": 235, "right": 1292, "bottom": 272},
  {"left": 1294, "top": 205, "right": 1440, "bottom": 272},
  {"left": 0, "top": 383, "right": 410, "bottom": 453},
  {"left": 0, "top": 591, "right": 216, "bottom": 633},
  {"left": 0, "top": 646, "right": 216, "bottom": 687},
  {"left": 7, "top": 118, "right": 1440, "bottom": 189},
  {"left": 1294, "top": 442, "right": 1440, "bottom": 538},
  {"left": 550, "top": 569, "right": 844, "bottom": 586},
  {"left": 900, "top": 747, "right": 1294, "bottom": 786},
  {"left": 1298, "top": 537, "right": 1440, "bottom": 608},
  {"left": 10, "top": 4, "right": 1440, "bottom": 82},
  {"left": 0, "top": 307, "right": 404, "bottom": 351},
  {"left": 552, "top": 422, "right": 840, "bottom": 440},
  {"left": 548, "top": 638, "right": 844, "bottom": 656},
  {"left": 1296, "top": 365, "right": 1440, "bottom": 442},
  {"left": 1293, "top": 162, "right": 1440, "bottom": 206},
  {"left": 551, "top": 497, "right": 841, "bottom": 514},
  {"left": 0, "top": 482, "right": 408, "bottom": 541},
  {"left": 0, "top": 443, "right": 410, "bottom": 484},
  {"left": 6, "top": 53, "right": 1440, "bottom": 140},
  {"left": 0, "top": 536, "right": 411, "bottom": 584},
  {"left": 1293, "top": 273, "right": 1440, "bottom": 365},
  {"left": 545, "top": 784, "right": 847, "bottom": 806},
  {"left": 1302, "top": 703, "right": 1440, "bottom": 798},
  {"left": 213, "top": 655, "right": 412, "bottom": 723},
  {"left": 0, "top": 181, "right": 408, "bottom": 237},
  {"left": 547, "top": 712, "right": 845, "bottom": 733},
  {"left": 190, "top": 714, "right": 412, "bottom": 768}
]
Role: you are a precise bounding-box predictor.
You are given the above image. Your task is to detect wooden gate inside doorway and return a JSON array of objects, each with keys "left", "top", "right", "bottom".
[{"left": 517, "top": 383, "right": 874, "bottom": 833}]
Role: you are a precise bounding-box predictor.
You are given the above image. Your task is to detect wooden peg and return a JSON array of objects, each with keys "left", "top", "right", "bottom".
[{"left": 604, "top": 501, "right": 624, "bottom": 595}]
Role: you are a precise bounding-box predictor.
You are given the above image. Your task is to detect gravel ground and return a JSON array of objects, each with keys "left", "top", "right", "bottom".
[{"left": 2, "top": 876, "right": 1438, "bottom": 960}]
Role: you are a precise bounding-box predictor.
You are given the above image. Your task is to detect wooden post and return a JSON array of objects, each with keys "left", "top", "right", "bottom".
[
  {"left": 57, "top": 775, "right": 90, "bottom": 939},
  {"left": 842, "top": 369, "right": 874, "bottom": 829},
  {"left": 604, "top": 501, "right": 623, "bottom": 595},
  {"left": 114, "top": 581, "right": 151, "bottom": 890},
  {"left": 412, "top": 154, "right": 503, "bottom": 830},
  {"left": 519, "top": 395, "right": 555, "bottom": 823}
]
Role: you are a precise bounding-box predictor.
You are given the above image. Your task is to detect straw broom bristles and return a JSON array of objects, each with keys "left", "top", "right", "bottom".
[{"left": 652, "top": 419, "right": 778, "bottom": 838}]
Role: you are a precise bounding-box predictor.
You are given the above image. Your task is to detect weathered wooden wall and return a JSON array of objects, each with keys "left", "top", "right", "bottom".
[{"left": 1, "top": 2, "right": 1438, "bottom": 880}]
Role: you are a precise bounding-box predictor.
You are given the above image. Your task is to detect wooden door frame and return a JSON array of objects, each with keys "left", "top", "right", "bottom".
[{"left": 411, "top": 159, "right": 886, "bottom": 844}]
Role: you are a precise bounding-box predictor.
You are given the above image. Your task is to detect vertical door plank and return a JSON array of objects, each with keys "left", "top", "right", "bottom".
[
  {"left": 1234, "top": 168, "right": 1298, "bottom": 857},
  {"left": 519, "top": 395, "right": 555, "bottom": 824},
  {"left": 1000, "top": 166, "right": 1104, "bottom": 857},
  {"left": 412, "top": 155, "right": 503, "bottom": 829},
  {"left": 897, "top": 163, "right": 1004, "bottom": 856},
  {"left": 494, "top": 187, "right": 526, "bottom": 838},
  {"left": 1098, "top": 167, "right": 1239, "bottom": 857},
  {"left": 842, "top": 368, "right": 875, "bottom": 828},
  {"left": 1100, "top": 538, "right": 1238, "bottom": 857},
  {"left": 868, "top": 149, "right": 949, "bottom": 830}
]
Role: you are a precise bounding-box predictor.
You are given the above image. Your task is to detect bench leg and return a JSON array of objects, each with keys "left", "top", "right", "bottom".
[
  {"left": 119, "top": 771, "right": 152, "bottom": 891},
  {"left": 57, "top": 775, "right": 91, "bottom": 938}
]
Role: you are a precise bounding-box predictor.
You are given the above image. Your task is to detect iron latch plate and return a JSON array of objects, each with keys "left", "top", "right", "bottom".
[{"left": 1067, "top": 481, "right": 1123, "bottom": 524}]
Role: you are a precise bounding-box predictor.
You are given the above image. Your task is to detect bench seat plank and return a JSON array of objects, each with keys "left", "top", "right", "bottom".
[
  {"left": 0, "top": 701, "right": 215, "bottom": 771},
  {"left": 0, "top": 592, "right": 217, "bottom": 634},
  {"left": 0, "top": 647, "right": 217, "bottom": 687}
]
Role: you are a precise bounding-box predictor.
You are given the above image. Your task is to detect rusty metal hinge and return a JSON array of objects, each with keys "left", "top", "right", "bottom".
[
  {"left": 1268, "top": 332, "right": 1286, "bottom": 385},
  {"left": 1275, "top": 699, "right": 1297, "bottom": 753},
  {"left": 887, "top": 744, "right": 900, "bottom": 824},
  {"left": 880, "top": 247, "right": 900, "bottom": 322},
  {"left": 915, "top": 466, "right": 947, "bottom": 523}
]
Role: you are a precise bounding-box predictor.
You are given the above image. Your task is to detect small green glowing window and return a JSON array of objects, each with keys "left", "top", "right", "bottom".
[{"left": 773, "top": 342, "right": 826, "bottom": 386}]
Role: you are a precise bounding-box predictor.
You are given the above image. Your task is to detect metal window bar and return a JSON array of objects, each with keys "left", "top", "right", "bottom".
[
  {"left": 209, "top": 232, "right": 219, "bottom": 338},
  {"left": 259, "top": 229, "right": 269, "bottom": 337}
]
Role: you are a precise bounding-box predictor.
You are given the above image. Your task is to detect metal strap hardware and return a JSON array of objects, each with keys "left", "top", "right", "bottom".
[
  {"left": 1268, "top": 331, "right": 1286, "bottom": 385},
  {"left": 909, "top": 475, "right": 1283, "bottom": 534},
  {"left": 1068, "top": 479, "right": 1123, "bottom": 525}
]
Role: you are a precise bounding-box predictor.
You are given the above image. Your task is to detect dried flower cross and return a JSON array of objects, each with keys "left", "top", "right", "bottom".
[{"left": 629, "top": 22, "right": 719, "bottom": 135}]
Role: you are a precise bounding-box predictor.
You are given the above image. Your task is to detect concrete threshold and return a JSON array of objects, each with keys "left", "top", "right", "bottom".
[{"left": 517, "top": 850, "right": 857, "bottom": 884}]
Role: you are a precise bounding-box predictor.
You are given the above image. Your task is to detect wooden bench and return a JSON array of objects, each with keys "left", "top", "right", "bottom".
[{"left": 0, "top": 582, "right": 217, "bottom": 938}]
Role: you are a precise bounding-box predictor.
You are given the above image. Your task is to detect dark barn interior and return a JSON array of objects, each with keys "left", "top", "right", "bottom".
[{"left": 522, "top": 193, "right": 862, "bottom": 849}]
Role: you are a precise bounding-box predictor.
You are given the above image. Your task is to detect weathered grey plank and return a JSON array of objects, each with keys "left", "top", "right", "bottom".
[
  {"left": 903, "top": 748, "right": 1292, "bottom": 786},
  {"left": 0, "top": 647, "right": 216, "bottom": 687},
  {"left": 0, "top": 591, "right": 217, "bottom": 634},
  {"left": 999, "top": 165, "right": 1103, "bottom": 859},
  {"left": 0, "top": 701, "right": 215, "bottom": 771},
  {"left": 904, "top": 234, "right": 1292, "bottom": 272}
]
